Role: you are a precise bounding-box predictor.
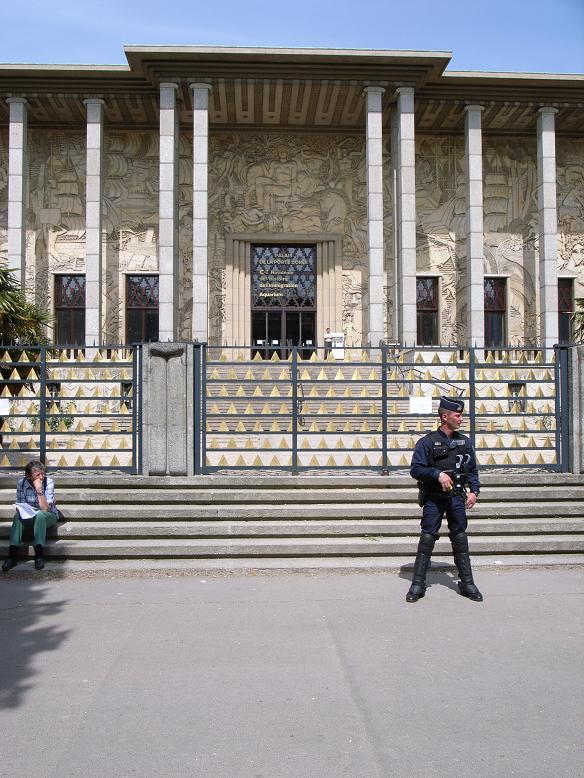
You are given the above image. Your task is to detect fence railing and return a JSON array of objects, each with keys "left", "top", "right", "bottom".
[
  {"left": 198, "top": 344, "right": 567, "bottom": 473},
  {"left": 0, "top": 345, "right": 142, "bottom": 473}
]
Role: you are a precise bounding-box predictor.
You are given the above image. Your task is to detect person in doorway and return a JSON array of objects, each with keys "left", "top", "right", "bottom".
[
  {"left": 406, "top": 396, "right": 483, "bottom": 603},
  {"left": 2, "top": 460, "right": 58, "bottom": 572},
  {"left": 324, "top": 327, "right": 333, "bottom": 357}
]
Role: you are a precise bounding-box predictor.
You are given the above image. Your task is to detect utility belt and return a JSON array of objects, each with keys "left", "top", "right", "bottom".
[{"left": 417, "top": 471, "right": 467, "bottom": 507}]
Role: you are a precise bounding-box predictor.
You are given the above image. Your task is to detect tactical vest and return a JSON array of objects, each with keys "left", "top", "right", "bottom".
[{"left": 426, "top": 430, "right": 471, "bottom": 474}]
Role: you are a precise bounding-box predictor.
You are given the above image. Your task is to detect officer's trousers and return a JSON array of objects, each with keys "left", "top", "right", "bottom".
[
  {"left": 421, "top": 494, "right": 468, "bottom": 538},
  {"left": 9, "top": 511, "right": 58, "bottom": 547}
]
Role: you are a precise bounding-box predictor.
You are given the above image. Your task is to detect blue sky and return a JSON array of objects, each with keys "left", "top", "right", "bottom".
[{"left": 1, "top": 0, "right": 583, "bottom": 73}]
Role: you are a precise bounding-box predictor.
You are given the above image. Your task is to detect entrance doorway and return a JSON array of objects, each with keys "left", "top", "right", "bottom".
[
  {"left": 251, "top": 244, "right": 316, "bottom": 358},
  {"left": 252, "top": 310, "right": 316, "bottom": 358}
]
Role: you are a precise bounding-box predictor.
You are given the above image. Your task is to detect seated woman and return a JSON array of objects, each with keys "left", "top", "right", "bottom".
[{"left": 2, "top": 460, "right": 58, "bottom": 572}]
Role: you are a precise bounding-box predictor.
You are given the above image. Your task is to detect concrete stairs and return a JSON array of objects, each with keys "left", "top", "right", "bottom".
[{"left": 1, "top": 473, "right": 583, "bottom": 570}]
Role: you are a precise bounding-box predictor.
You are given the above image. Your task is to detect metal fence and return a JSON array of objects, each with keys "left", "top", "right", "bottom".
[
  {"left": 0, "top": 345, "right": 142, "bottom": 473},
  {"left": 196, "top": 344, "right": 569, "bottom": 473}
]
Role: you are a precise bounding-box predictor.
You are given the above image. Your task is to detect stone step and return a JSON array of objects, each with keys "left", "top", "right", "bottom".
[
  {"left": 0, "top": 485, "right": 577, "bottom": 505},
  {"left": 2, "top": 473, "right": 581, "bottom": 490},
  {"left": 2, "top": 555, "right": 583, "bottom": 577},
  {"left": 5, "top": 534, "right": 583, "bottom": 558},
  {"left": 2, "top": 517, "right": 581, "bottom": 540},
  {"left": 2, "top": 502, "right": 584, "bottom": 521}
]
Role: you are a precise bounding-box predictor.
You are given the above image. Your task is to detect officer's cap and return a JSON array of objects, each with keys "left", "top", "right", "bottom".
[{"left": 439, "top": 395, "right": 464, "bottom": 413}]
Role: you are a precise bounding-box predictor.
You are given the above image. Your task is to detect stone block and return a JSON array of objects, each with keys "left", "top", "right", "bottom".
[
  {"left": 7, "top": 175, "right": 24, "bottom": 205},
  {"left": 85, "top": 200, "right": 101, "bottom": 227},
  {"left": 159, "top": 135, "right": 176, "bottom": 164},
  {"left": 7, "top": 206, "right": 23, "bottom": 230},
  {"left": 192, "top": 163, "right": 209, "bottom": 192},
  {"left": 85, "top": 148, "right": 102, "bottom": 175},
  {"left": 8, "top": 121, "right": 25, "bottom": 150},
  {"left": 158, "top": 163, "right": 176, "bottom": 192},
  {"left": 159, "top": 110, "right": 177, "bottom": 137},
  {"left": 193, "top": 191, "right": 208, "bottom": 218}
]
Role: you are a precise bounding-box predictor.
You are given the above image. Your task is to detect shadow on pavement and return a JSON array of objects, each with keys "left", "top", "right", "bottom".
[
  {"left": 0, "top": 566, "right": 70, "bottom": 709},
  {"left": 398, "top": 562, "right": 461, "bottom": 595}
]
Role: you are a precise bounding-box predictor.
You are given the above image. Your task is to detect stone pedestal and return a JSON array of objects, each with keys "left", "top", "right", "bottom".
[{"left": 142, "top": 343, "right": 194, "bottom": 476}]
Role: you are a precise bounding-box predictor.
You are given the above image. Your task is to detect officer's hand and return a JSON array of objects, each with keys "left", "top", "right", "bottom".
[
  {"left": 466, "top": 492, "right": 477, "bottom": 509},
  {"left": 438, "top": 472, "right": 453, "bottom": 491}
]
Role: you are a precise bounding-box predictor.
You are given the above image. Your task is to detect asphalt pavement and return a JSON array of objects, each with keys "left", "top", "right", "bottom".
[{"left": 1, "top": 567, "right": 582, "bottom": 778}]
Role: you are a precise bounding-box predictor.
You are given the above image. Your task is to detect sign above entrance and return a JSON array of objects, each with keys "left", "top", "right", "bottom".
[{"left": 251, "top": 245, "right": 316, "bottom": 308}]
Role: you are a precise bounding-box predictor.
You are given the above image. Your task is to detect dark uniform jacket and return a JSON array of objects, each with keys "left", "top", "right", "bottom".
[{"left": 410, "top": 428, "right": 480, "bottom": 496}]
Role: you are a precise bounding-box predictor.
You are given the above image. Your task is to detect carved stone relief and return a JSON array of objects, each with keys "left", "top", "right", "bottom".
[
  {"left": 557, "top": 138, "right": 584, "bottom": 299},
  {"left": 415, "top": 136, "right": 468, "bottom": 344},
  {"left": 208, "top": 133, "right": 369, "bottom": 343}
]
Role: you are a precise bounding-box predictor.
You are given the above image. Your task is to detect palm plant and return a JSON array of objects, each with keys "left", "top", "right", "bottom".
[{"left": 0, "top": 266, "right": 52, "bottom": 345}]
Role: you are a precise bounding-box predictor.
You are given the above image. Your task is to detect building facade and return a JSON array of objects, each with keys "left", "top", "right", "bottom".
[{"left": 0, "top": 46, "right": 583, "bottom": 349}]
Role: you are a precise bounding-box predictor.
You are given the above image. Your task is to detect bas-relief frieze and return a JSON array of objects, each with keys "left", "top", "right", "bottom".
[
  {"left": 415, "top": 136, "right": 469, "bottom": 344},
  {"left": 207, "top": 133, "right": 370, "bottom": 343},
  {"left": 414, "top": 135, "right": 582, "bottom": 345},
  {"left": 25, "top": 131, "right": 86, "bottom": 311},
  {"left": 557, "top": 139, "right": 584, "bottom": 298}
]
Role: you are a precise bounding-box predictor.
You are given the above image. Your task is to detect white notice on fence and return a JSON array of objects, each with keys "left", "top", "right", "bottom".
[
  {"left": 0, "top": 398, "right": 10, "bottom": 415},
  {"left": 409, "top": 396, "right": 433, "bottom": 414}
]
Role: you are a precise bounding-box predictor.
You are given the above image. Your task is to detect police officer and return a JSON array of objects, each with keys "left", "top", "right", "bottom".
[{"left": 406, "top": 395, "right": 483, "bottom": 603}]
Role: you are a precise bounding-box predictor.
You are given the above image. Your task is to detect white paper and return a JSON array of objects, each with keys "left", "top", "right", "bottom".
[
  {"left": 409, "top": 396, "right": 433, "bottom": 414},
  {"left": 14, "top": 503, "right": 39, "bottom": 520},
  {"left": 0, "top": 398, "right": 10, "bottom": 415}
]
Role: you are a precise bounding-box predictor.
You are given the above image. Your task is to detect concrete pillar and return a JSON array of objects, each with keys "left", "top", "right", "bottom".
[
  {"left": 537, "top": 107, "right": 559, "bottom": 351},
  {"left": 364, "top": 86, "right": 385, "bottom": 347},
  {"left": 84, "top": 98, "right": 105, "bottom": 346},
  {"left": 465, "top": 105, "right": 485, "bottom": 348},
  {"left": 6, "top": 97, "right": 28, "bottom": 287},
  {"left": 158, "top": 82, "right": 180, "bottom": 342},
  {"left": 396, "top": 87, "right": 417, "bottom": 346},
  {"left": 142, "top": 342, "right": 194, "bottom": 475},
  {"left": 190, "top": 83, "right": 212, "bottom": 343}
]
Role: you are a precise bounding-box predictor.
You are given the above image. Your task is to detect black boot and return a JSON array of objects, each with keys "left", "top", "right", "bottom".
[
  {"left": 406, "top": 533, "right": 436, "bottom": 602},
  {"left": 34, "top": 544, "right": 45, "bottom": 571},
  {"left": 2, "top": 545, "right": 18, "bottom": 572},
  {"left": 451, "top": 532, "right": 483, "bottom": 602}
]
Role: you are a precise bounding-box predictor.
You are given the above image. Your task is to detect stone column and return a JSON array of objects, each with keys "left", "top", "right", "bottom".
[
  {"left": 396, "top": 87, "right": 417, "bottom": 346},
  {"left": 6, "top": 97, "right": 28, "bottom": 287},
  {"left": 364, "top": 86, "right": 385, "bottom": 347},
  {"left": 464, "top": 105, "right": 485, "bottom": 348},
  {"left": 190, "top": 83, "right": 212, "bottom": 343},
  {"left": 158, "top": 82, "right": 180, "bottom": 342},
  {"left": 84, "top": 98, "right": 105, "bottom": 346},
  {"left": 537, "top": 107, "right": 559, "bottom": 351}
]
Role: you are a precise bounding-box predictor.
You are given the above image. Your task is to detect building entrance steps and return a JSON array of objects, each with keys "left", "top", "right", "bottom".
[{"left": 1, "top": 473, "right": 583, "bottom": 567}]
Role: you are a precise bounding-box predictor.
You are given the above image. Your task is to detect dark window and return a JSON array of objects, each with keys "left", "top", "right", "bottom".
[
  {"left": 54, "top": 275, "right": 85, "bottom": 346},
  {"left": 126, "top": 275, "right": 159, "bottom": 343},
  {"left": 558, "top": 278, "right": 574, "bottom": 344},
  {"left": 416, "top": 277, "right": 439, "bottom": 345},
  {"left": 484, "top": 278, "right": 506, "bottom": 347}
]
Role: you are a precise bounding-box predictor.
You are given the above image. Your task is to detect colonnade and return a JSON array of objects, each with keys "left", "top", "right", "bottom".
[{"left": 5, "top": 88, "right": 559, "bottom": 348}]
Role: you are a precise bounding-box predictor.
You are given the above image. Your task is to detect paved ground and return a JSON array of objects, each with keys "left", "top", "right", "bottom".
[{"left": 0, "top": 567, "right": 582, "bottom": 778}]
